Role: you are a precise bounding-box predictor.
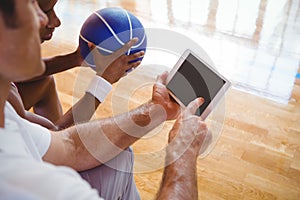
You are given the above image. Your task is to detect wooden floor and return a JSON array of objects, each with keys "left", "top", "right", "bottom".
[{"left": 42, "top": 0, "right": 300, "bottom": 199}]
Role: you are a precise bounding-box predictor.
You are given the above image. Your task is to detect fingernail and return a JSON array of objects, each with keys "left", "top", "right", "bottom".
[
  {"left": 88, "top": 42, "right": 95, "bottom": 48},
  {"left": 199, "top": 97, "right": 204, "bottom": 103}
]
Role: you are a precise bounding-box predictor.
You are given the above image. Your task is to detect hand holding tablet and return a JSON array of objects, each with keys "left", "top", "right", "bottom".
[{"left": 166, "top": 49, "right": 231, "bottom": 120}]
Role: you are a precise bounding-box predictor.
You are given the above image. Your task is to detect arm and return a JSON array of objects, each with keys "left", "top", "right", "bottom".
[
  {"left": 43, "top": 72, "right": 180, "bottom": 171},
  {"left": 13, "top": 39, "right": 144, "bottom": 130},
  {"left": 23, "top": 49, "right": 82, "bottom": 82},
  {"left": 34, "top": 38, "right": 143, "bottom": 80},
  {"left": 7, "top": 83, "right": 56, "bottom": 130},
  {"left": 156, "top": 98, "right": 209, "bottom": 200},
  {"left": 54, "top": 92, "right": 100, "bottom": 130},
  {"left": 41, "top": 49, "right": 82, "bottom": 77},
  {"left": 54, "top": 39, "right": 145, "bottom": 130}
]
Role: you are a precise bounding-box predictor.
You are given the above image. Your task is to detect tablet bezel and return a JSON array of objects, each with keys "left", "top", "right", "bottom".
[{"left": 166, "top": 49, "right": 231, "bottom": 120}]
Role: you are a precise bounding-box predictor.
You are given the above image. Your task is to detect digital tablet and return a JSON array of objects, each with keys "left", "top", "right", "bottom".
[{"left": 166, "top": 49, "right": 231, "bottom": 120}]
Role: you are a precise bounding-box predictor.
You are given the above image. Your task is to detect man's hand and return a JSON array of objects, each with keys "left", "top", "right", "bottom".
[
  {"left": 88, "top": 38, "right": 145, "bottom": 84},
  {"left": 168, "top": 98, "right": 209, "bottom": 156},
  {"left": 156, "top": 98, "right": 209, "bottom": 200},
  {"left": 151, "top": 71, "right": 181, "bottom": 120}
]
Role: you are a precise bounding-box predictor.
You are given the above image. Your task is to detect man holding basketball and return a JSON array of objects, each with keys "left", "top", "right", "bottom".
[
  {"left": 1, "top": 0, "right": 210, "bottom": 200},
  {"left": 8, "top": 0, "right": 145, "bottom": 130}
]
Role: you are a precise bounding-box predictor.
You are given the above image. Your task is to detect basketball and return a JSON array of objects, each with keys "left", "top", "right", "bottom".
[{"left": 79, "top": 7, "right": 147, "bottom": 71}]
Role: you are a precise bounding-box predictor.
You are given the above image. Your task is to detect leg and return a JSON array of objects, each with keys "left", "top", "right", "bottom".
[
  {"left": 16, "top": 76, "right": 63, "bottom": 123},
  {"left": 79, "top": 147, "right": 140, "bottom": 200}
]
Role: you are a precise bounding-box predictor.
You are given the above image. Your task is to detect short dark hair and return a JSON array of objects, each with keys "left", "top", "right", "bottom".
[{"left": 0, "top": 0, "right": 18, "bottom": 28}]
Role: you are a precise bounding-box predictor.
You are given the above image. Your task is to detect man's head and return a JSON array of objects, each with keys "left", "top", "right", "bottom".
[
  {"left": 38, "top": 0, "right": 61, "bottom": 42},
  {"left": 0, "top": 0, "right": 48, "bottom": 82}
]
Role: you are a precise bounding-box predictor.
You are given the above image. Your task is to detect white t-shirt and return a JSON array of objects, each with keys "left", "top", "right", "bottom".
[{"left": 0, "top": 102, "right": 103, "bottom": 200}]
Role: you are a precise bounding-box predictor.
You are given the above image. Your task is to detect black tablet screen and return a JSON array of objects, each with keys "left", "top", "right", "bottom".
[{"left": 167, "top": 53, "right": 225, "bottom": 116}]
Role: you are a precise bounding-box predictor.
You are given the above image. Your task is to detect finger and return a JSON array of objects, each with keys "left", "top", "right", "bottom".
[
  {"left": 89, "top": 43, "right": 105, "bottom": 61},
  {"left": 125, "top": 61, "right": 141, "bottom": 71},
  {"left": 114, "top": 37, "right": 139, "bottom": 57},
  {"left": 186, "top": 97, "right": 205, "bottom": 115},
  {"left": 87, "top": 42, "right": 96, "bottom": 50},
  {"left": 125, "top": 37, "right": 139, "bottom": 48},
  {"left": 126, "top": 51, "right": 145, "bottom": 62},
  {"left": 156, "top": 71, "right": 169, "bottom": 85}
]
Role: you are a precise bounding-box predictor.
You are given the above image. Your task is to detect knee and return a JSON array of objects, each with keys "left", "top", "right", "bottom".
[
  {"left": 37, "top": 75, "right": 59, "bottom": 99},
  {"left": 42, "top": 75, "right": 56, "bottom": 93},
  {"left": 29, "top": 75, "right": 57, "bottom": 96}
]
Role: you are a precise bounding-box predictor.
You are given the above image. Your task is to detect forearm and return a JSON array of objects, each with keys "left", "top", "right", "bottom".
[
  {"left": 42, "top": 51, "right": 81, "bottom": 76},
  {"left": 55, "top": 93, "right": 100, "bottom": 130},
  {"left": 157, "top": 150, "right": 199, "bottom": 200},
  {"left": 48, "top": 101, "right": 166, "bottom": 171},
  {"left": 26, "top": 51, "right": 81, "bottom": 81}
]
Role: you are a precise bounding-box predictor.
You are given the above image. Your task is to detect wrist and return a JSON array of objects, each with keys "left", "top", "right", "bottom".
[
  {"left": 116, "top": 102, "right": 167, "bottom": 139},
  {"left": 166, "top": 146, "right": 198, "bottom": 168},
  {"left": 85, "top": 76, "right": 112, "bottom": 103},
  {"left": 73, "top": 48, "right": 84, "bottom": 66},
  {"left": 100, "top": 74, "right": 113, "bottom": 84},
  {"left": 131, "top": 101, "right": 166, "bottom": 127},
  {"left": 166, "top": 130, "right": 200, "bottom": 164},
  {"left": 146, "top": 101, "right": 168, "bottom": 124}
]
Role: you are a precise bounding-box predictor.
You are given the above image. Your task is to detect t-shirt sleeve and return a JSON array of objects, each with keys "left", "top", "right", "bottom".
[{"left": 22, "top": 119, "right": 51, "bottom": 157}]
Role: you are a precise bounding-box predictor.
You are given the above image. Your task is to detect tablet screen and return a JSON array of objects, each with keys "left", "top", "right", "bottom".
[{"left": 167, "top": 53, "right": 226, "bottom": 116}]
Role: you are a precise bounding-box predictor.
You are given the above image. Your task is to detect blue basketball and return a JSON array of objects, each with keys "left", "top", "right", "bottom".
[{"left": 79, "top": 7, "right": 147, "bottom": 71}]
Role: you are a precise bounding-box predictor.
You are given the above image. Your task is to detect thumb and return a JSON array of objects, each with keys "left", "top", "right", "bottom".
[
  {"left": 88, "top": 42, "right": 101, "bottom": 59},
  {"left": 114, "top": 37, "right": 138, "bottom": 57},
  {"left": 186, "top": 97, "right": 205, "bottom": 115},
  {"left": 155, "top": 71, "right": 169, "bottom": 85},
  {"left": 87, "top": 42, "right": 96, "bottom": 50}
]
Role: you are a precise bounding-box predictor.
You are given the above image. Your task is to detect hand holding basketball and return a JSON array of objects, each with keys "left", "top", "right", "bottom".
[
  {"left": 79, "top": 7, "right": 147, "bottom": 72},
  {"left": 88, "top": 38, "right": 145, "bottom": 84}
]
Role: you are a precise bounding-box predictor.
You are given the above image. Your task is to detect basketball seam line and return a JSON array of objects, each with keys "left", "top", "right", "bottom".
[
  {"left": 80, "top": 32, "right": 145, "bottom": 54},
  {"left": 79, "top": 35, "right": 145, "bottom": 65},
  {"left": 80, "top": 9, "right": 146, "bottom": 56},
  {"left": 132, "top": 33, "right": 146, "bottom": 49},
  {"left": 125, "top": 10, "right": 132, "bottom": 55},
  {"left": 80, "top": 34, "right": 114, "bottom": 54},
  {"left": 93, "top": 11, "right": 125, "bottom": 46},
  {"left": 92, "top": 10, "right": 145, "bottom": 50}
]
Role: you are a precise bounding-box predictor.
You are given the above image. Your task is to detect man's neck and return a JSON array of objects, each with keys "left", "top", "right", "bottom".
[{"left": 0, "top": 78, "right": 11, "bottom": 128}]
